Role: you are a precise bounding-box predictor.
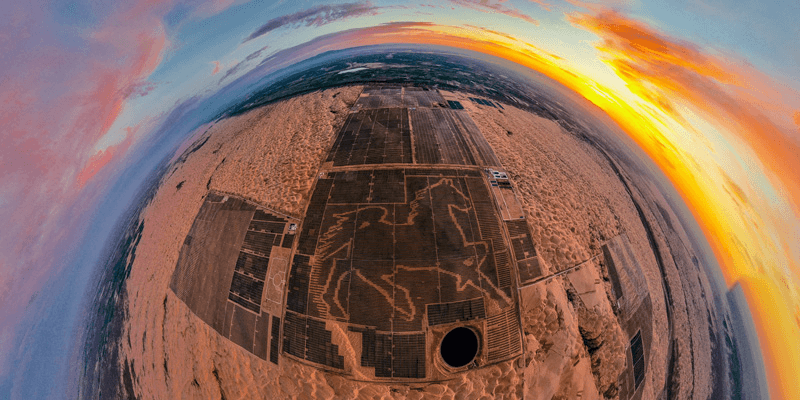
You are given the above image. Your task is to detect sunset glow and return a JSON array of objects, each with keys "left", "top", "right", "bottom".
[{"left": 1, "top": 1, "right": 798, "bottom": 398}]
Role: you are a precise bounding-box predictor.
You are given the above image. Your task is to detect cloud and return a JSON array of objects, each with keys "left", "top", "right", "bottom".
[
  {"left": 217, "top": 46, "right": 270, "bottom": 83},
  {"left": 243, "top": 2, "right": 382, "bottom": 42},
  {"left": 0, "top": 0, "right": 238, "bottom": 375},
  {"left": 76, "top": 125, "right": 138, "bottom": 188},
  {"left": 211, "top": 60, "right": 221, "bottom": 75},
  {"left": 567, "top": 10, "right": 800, "bottom": 209},
  {"left": 449, "top": 0, "right": 539, "bottom": 25},
  {"left": 567, "top": 9, "right": 800, "bottom": 398}
]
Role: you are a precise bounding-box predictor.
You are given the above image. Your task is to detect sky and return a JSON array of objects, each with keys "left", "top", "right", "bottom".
[{"left": 1, "top": 0, "right": 798, "bottom": 398}]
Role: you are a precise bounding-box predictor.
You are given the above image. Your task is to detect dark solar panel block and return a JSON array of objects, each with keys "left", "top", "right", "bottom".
[
  {"left": 511, "top": 236, "right": 537, "bottom": 260},
  {"left": 248, "top": 220, "right": 285, "bottom": 234},
  {"left": 427, "top": 298, "right": 486, "bottom": 326},
  {"left": 602, "top": 244, "right": 624, "bottom": 301},
  {"left": 281, "top": 233, "right": 295, "bottom": 249},
  {"left": 194, "top": 199, "right": 220, "bottom": 222},
  {"left": 504, "top": 219, "right": 528, "bottom": 237},
  {"left": 517, "top": 258, "right": 543, "bottom": 284},
  {"left": 429, "top": 177, "right": 474, "bottom": 259},
  {"left": 411, "top": 109, "right": 442, "bottom": 164},
  {"left": 286, "top": 255, "right": 312, "bottom": 313},
  {"left": 242, "top": 230, "right": 274, "bottom": 257},
  {"left": 253, "top": 313, "right": 271, "bottom": 360},
  {"left": 348, "top": 259, "right": 394, "bottom": 331},
  {"left": 252, "top": 210, "right": 286, "bottom": 222},
  {"left": 631, "top": 330, "right": 645, "bottom": 389},
  {"left": 296, "top": 179, "right": 332, "bottom": 255},
  {"left": 350, "top": 328, "right": 424, "bottom": 378},
  {"left": 494, "top": 250, "right": 513, "bottom": 288},
  {"left": 447, "top": 110, "right": 502, "bottom": 167},
  {"left": 305, "top": 318, "right": 345, "bottom": 369},
  {"left": 206, "top": 192, "right": 225, "bottom": 202},
  {"left": 353, "top": 206, "right": 394, "bottom": 260},
  {"left": 233, "top": 252, "right": 269, "bottom": 281},
  {"left": 487, "top": 307, "right": 522, "bottom": 362},
  {"left": 228, "top": 272, "right": 263, "bottom": 313},
  {"left": 392, "top": 334, "right": 426, "bottom": 378},
  {"left": 465, "top": 178, "right": 504, "bottom": 244},
  {"left": 319, "top": 258, "right": 351, "bottom": 320},
  {"left": 438, "top": 258, "right": 483, "bottom": 301},
  {"left": 220, "top": 197, "right": 256, "bottom": 211},
  {"left": 350, "top": 327, "right": 393, "bottom": 377},
  {"left": 283, "top": 311, "right": 306, "bottom": 359},
  {"left": 329, "top": 171, "right": 371, "bottom": 204},
  {"left": 328, "top": 108, "right": 413, "bottom": 167},
  {"left": 270, "top": 316, "right": 281, "bottom": 364},
  {"left": 394, "top": 262, "right": 438, "bottom": 331},
  {"left": 447, "top": 100, "right": 464, "bottom": 109},
  {"left": 394, "top": 179, "right": 436, "bottom": 260}
]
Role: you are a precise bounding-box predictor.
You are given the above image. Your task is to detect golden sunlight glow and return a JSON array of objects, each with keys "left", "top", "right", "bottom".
[{"left": 337, "top": 19, "right": 800, "bottom": 398}]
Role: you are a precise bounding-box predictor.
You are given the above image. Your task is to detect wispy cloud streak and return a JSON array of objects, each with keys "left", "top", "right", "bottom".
[
  {"left": 244, "top": 2, "right": 382, "bottom": 42},
  {"left": 448, "top": 0, "right": 539, "bottom": 24}
]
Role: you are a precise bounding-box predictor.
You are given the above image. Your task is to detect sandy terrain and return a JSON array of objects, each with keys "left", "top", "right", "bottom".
[{"left": 117, "top": 87, "right": 718, "bottom": 399}]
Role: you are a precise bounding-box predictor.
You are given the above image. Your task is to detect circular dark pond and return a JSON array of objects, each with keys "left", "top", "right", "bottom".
[{"left": 440, "top": 327, "right": 479, "bottom": 368}]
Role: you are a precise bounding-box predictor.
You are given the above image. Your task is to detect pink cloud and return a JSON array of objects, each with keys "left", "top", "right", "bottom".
[
  {"left": 448, "top": 0, "right": 539, "bottom": 25},
  {"left": 211, "top": 60, "right": 221, "bottom": 75},
  {"left": 0, "top": 0, "right": 239, "bottom": 359},
  {"left": 76, "top": 125, "right": 138, "bottom": 188}
]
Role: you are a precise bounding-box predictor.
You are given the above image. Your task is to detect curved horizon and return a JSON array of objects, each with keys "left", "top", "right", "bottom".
[{"left": 1, "top": 1, "right": 798, "bottom": 398}]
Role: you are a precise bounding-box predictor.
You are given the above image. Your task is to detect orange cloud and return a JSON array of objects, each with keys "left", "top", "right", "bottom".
[
  {"left": 566, "top": 10, "right": 800, "bottom": 398},
  {"left": 568, "top": 10, "right": 800, "bottom": 212},
  {"left": 322, "top": 18, "right": 800, "bottom": 398}
]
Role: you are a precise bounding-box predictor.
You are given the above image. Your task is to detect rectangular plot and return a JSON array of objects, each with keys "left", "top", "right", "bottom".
[
  {"left": 241, "top": 230, "right": 274, "bottom": 256},
  {"left": 286, "top": 254, "right": 312, "bottom": 313},
  {"left": 315, "top": 204, "right": 358, "bottom": 260},
  {"left": 410, "top": 109, "right": 441, "bottom": 164},
  {"left": 228, "top": 272, "right": 263, "bottom": 313},
  {"left": 350, "top": 327, "right": 393, "bottom": 377},
  {"left": 329, "top": 171, "right": 371, "bottom": 204},
  {"left": 252, "top": 209, "right": 286, "bottom": 222},
  {"left": 348, "top": 260, "right": 395, "bottom": 331},
  {"left": 281, "top": 233, "right": 295, "bottom": 249},
  {"left": 370, "top": 170, "right": 405, "bottom": 203},
  {"left": 394, "top": 178, "right": 436, "bottom": 260},
  {"left": 394, "top": 262, "right": 438, "bottom": 331},
  {"left": 253, "top": 313, "right": 271, "bottom": 360},
  {"left": 169, "top": 196, "right": 255, "bottom": 331},
  {"left": 233, "top": 252, "right": 269, "bottom": 281},
  {"left": 296, "top": 179, "right": 332, "bottom": 255},
  {"left": 248, "top": 220, "right": 285, "bottom": 234},
  {"left": 282, "top": 311, "right": 306, "bottom": 359},
  {"left": 517, "top": 258, "right": 544, "bottom": 284},
  {"left": 486, "top": 307, "right": 522, "bottom": 362},
  {"left": 392, "top": 334, "right": 426, "bottom": 378},
  {"left": 353, "top": 206, "right": 394, "bottom": 260},
  {"left": 427, "top": 298, "right": 486, "bottom": 326},
  {"left": 270, "top": 316, "right": 281, "bottom": 364},
  {"left": 438, "top": 258, "right": 483, "bottom": 301},
  {"left": 631, "top": 330, "right": 645, "bottom": 389},
  {"left": 229, "top": 305, "right": 257, "bottom": 353},
  {"left": 305, "top": 318, "right": 345, "bottom": 369}
]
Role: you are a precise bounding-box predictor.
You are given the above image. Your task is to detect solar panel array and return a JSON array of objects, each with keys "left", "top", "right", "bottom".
[
  {"left": 169, "top": 194, "right": 294, "bottom": 365},
  {"left": 630, "top": 330, "right": 645, "bottom": 389}
]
